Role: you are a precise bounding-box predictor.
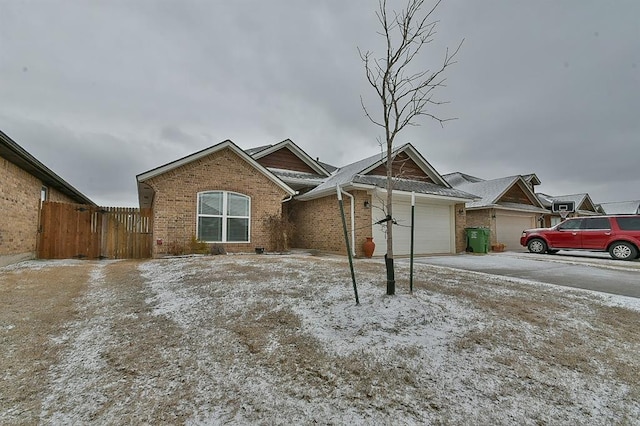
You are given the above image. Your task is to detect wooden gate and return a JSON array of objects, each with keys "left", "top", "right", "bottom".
[{"left": 38, "top": 202, "right": 152, "bottom": 259}]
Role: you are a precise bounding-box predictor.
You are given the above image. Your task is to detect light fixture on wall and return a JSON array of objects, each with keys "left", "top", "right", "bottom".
[
  {"left": 364, "top": 201, "right": 370, "bottom": 209},
  {"left": 457, "top": 208, "right": 464, "bottom": 215}
]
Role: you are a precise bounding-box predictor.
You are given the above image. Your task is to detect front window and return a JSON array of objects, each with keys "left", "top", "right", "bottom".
[{"left": 197, "top": 191, "right": 250, "bottom": 242}]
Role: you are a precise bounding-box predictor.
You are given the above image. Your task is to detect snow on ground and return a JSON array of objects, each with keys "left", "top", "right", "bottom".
[{"left": 2, "top": 254, "right": 639, "bottom": 424}]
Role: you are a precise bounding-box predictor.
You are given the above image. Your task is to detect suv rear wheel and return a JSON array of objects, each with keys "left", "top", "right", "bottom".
[
  {"left": 609, "top": 241, "right": 638, "bottom": 261},
  {"left": 527, "top": 238, "right": 547, "bottom": 254}
]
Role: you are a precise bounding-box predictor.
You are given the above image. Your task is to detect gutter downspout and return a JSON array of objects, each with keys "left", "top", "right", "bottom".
[
  {"left": 281, "top": 191, "right": 298, "bottom": 203},
  {"left": 339, "top": 186, "right": 356, "bottom": 257}
]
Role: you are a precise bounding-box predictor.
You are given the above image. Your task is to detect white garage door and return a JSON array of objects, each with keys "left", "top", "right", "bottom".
[
  {"left": 372, "top": 197, "right": 453, "bottom": 256},
  {"left": 495, "top": 212, "right": 537, "bottom": 251}
]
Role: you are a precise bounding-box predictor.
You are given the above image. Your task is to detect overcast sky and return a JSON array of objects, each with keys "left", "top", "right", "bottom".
[{"left": 1, "top": 0, "right": 638, "bottom": 207}]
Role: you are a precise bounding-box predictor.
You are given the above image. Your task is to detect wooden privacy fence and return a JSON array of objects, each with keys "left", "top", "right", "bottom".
[{"left": 38, "top": 201, "right": 153, "bottom": 260}]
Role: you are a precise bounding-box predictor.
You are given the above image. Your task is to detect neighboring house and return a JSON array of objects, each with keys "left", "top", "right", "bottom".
[
  {"left": 598, "top": 201, "right": 640, "bottom": 215},
  {"left": 138, "top": 140, "right": 476, "bottom": 257},
  {"left": 537, "top": 193, "right": 599, "bottom": 227},
  {"left": 444, "top": 172, "right": 548, "bottom": 251},
  {"left": 0, "top": 130, "right": 94, "bottom": 267}
]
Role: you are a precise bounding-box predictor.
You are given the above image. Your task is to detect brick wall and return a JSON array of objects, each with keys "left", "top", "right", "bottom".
[
  {"left": 454, "top": 203, "right": 467, "bottom": 253},
  {"left": 465, "top": 209, "right": 497, "bottom": 245},
  {"left": 48, "top": 187, "right": 76, "bottom": 204},
  {"left": 289, "top": 190, "right": 372, "bottom": 257},
  {"left": 0, "top": 156, "right": 41, "bottom": 264},
  {"left": 144, "top": 147, "right": 289, "bottom": 256},
  {"left": 0, "top": 156, "right": 80, "bottom": 266}
]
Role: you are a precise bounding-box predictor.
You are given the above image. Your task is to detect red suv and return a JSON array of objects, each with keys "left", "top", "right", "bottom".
[{"left": 520, "top": 215, "right": 640, "bottom": 261}]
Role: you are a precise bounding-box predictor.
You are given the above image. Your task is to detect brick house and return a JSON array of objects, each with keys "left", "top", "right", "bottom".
[
  {"left": 137, "top": 139, "right": 476, "bottom": 257},
  {"left": 136, "top": 140, "right": 298, "bottom": 256},
  {"left": 292, "top": 144, "right": 476, "bottom": 256},
  {"left": 0, "top": 130, "right": 94, "bottom": 267},
  {"left": 444, "top": 172, "right": 548, "bottom": 251}
]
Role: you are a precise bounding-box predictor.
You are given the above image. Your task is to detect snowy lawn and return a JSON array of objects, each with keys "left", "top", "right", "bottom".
[{"left": 1, "top": 254, "right": 639, "bottom": 425}]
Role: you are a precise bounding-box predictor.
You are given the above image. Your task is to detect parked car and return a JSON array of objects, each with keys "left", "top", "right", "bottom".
[{"left": 520, "top": 215, "right": 640, "bottom": 260}]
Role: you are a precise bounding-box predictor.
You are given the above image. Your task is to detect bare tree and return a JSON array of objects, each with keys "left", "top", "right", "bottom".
[{"left": 359, "top": 0, "right": 463, "bottom": 295}]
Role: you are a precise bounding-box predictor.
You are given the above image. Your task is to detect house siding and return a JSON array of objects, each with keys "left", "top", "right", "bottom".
[
  {"left": 289, "top": 190, "right": 372, "bottom": 257},
  {"left": 255, "top": 148, "right": 316, "bottom": 174},
  {"left": 366, "top": 152, "right": 433, "bottom": 182},
  {"left": 144, "top": 147, "right": 288, "bottom": 256},
  {"left": 501, "top": 183, "right": 533, "bottom": 204}
]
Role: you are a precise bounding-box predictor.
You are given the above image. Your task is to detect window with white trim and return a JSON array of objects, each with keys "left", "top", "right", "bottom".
[{"left": 197, "top": 191, "right": 250, "bottom": 242}]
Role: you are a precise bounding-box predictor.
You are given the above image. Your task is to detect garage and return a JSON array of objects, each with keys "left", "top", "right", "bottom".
[
  {"left": 494, "top": 211, "right": 537, "bottom": 251},
  {"left": 372, "top": 196, "right": 454, "bottom": 256}
]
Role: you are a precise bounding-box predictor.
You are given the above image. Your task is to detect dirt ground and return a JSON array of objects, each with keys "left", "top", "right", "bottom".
[{"left": 1, "top": 255, "right": 639, "bottom": 425}]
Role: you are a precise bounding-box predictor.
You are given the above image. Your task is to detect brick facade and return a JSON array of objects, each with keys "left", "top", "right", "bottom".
[
  {"left": 0, "top": 156, "right": 76, "bottom": 266},
  {"left": 144, "top": 147, "right": 289, "bottom": 256},
  {"left": 465, "top": 209, "right": 498, "bottom": 246},
  {"left": 289, "top": 190, "right": 373, "bottom": 257},
  {"left": 454, "top": 203, "right": 467, "bottom": 253}
]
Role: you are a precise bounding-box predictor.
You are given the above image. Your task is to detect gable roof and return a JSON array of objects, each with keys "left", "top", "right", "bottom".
[
  {"left": 551, "top": 193, "right": 597, "bottom": 213},
  {"left": 451, "top": 175, "right": 547, "bottom": 212},
  {"left": 598, "top": 200, "right": 640, "bottom": 215},
  {"left": 245, "top": 139, "right": 331, "bottom": 190},
  {"left": 247, "top": 139, "right": 330, "bottom": 177},
  {"left": 297, "top": 143, "right": 476, "bottom": 201},
  {"left": 522, "top": 173, "right": 542, "bottom": 185},
  {"left": 0, "top": 129, "right": 94, "bottom": 205},
  {"left": 136, "top": 139, "right": 296, "bottom": 208},
  {"left": 538, "top": 193, "right": 598, "bottom": 215}
]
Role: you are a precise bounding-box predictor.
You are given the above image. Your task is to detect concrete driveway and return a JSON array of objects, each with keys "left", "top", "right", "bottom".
[{"left": 401, "top": 251, "right": 640, "bottom": 299}]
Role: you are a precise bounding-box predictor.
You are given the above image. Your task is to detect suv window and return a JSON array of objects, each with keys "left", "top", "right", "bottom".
[
  {"left": 617, "top": 217, "right": 640, "bottom": 231},
  {"left": 583, "top": 217, "right": 611, "bottom": 230},
  {"left": 557, "top": 219, "right": 582, "bottom": 230}
]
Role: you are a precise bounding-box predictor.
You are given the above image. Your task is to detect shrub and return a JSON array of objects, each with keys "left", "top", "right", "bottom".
[
  {"left": 189, "top": 235, "right": 209, "bottom": 255},
  {"left": 264, "top": 214, "right": 295, "bottom": 252}
]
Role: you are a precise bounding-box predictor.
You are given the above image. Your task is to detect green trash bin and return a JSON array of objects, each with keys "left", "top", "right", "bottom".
[{"left": 465, "top": 227, "right": 490, "bottom": 253}]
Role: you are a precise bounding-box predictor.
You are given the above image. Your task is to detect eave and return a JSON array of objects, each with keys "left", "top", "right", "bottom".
[{"left": 0, "top": 130, "right": 95, "bottom": 205}]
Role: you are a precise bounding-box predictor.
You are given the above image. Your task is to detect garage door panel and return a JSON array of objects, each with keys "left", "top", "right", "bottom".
[
  {"left": 372, "top": 199, "right": 452, "bottom": 256},
  {"left": 495, "top": 212, "right": 536, "bottom": 251}
]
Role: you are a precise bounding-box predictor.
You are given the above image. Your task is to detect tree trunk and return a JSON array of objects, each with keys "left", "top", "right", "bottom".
[{"left": 385, "top": 149, "right": 395, "bottom": 295}]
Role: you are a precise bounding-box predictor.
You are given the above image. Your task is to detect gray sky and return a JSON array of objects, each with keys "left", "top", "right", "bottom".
[{"left": 1, "top": 0, "right": 638, "bottom": 207}]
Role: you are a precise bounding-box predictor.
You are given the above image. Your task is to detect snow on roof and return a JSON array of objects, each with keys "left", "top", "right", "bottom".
[
  {"left": 318, "top": 161, "right": 338, "bottom": 173},
  {"left": 244, "top": 145, "right": 272, "bottom": 155},
  {"left": 297, "top": 144, "right": 460, "bottom": 200},
  {"left": 442, "top": 172, "right": 485, "bottom": 187},
  {"left": 267, "top": 168, "right": 325, "bottom": 179},
  {"left": 536, "top": 193, "right": 555, "bottom": 208},
  {"left": 452, "top": 175, "right": 545, "bottom": 211},
  {"left": 352, "top": 175, "right": 478, "bottom": 199},
  {"left": 550, "top": 193, "right": 589, "bottom": 206},
  {"left": 599, "top": 201, "right": 640, "bottom": 215},
  {"left": 451, "top": 175, "right": 519, "bottom": 208}
]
